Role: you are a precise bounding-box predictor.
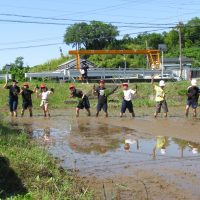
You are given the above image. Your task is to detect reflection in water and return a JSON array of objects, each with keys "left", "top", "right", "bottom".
[
  {"left": 11, "top": 118, "right": 200, "bottom": 177},
  {"left": 188, "top": 141, "right": 200, "bottom": 154},
  {"left": 68, "top": 120, "right": 124, "bottom": 154},
  {"left": 152, "top": 137, "right": 200, "bottom": 159},
  {"left": 124, "top": 139, "right": 139, "bottom": 152},
  {"left": 43, "top": 127, "right": 50, "bottom": 141},
  {"left": 153, "top": 136, "right": 169, "bottom": 159}
]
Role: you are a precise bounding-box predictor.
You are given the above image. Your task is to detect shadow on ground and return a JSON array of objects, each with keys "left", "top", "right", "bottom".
[{"left": 0, "top": 156, "right": 28, "bottom": 199}]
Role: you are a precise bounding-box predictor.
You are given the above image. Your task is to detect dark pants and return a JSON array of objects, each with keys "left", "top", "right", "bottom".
[
  {"left": 97, "top": 102, "right": 108, "bottom": 112},
  {"left": 77, "top": 96, "right": 90, "bottom": 109},
  {"left": 187, "top": 99, "right": 198, "bottom": 109},
  {"left": 156, "top": 100, "right": 168, "bottom": 113},
  {"left": 121, "top": 100, "right": 134, "bottom": 113},
  {"left": 9, "top": 98, "right": 18, "bottom": 112},
  {"left": 22, "top": 101, "right": 32, "bottom": 110}
]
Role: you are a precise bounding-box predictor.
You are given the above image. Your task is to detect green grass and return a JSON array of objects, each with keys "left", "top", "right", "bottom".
[
  {"left": 30, "top": 56, "right": 72, "bottom": 72},
  {"left": 0, "top": 124, "right": 94, "bottom": 200},
  {"left": 0, "top": 81, "right": 192, "bottom": 113}
]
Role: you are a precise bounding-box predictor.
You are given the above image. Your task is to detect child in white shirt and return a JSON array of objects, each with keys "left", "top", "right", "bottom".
[
  {"left": 37, "top": 84, "right": 54, "bottom": 117},
  {"left": 120, "top": 83, "right": 136, "bottom": 117}
]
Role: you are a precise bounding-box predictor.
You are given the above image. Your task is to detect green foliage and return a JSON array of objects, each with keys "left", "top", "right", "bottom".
[
  {"left": 64, "top": 21, "right": 119, "bottom": 50},
  {"left": 177, "top": 89, "right": 187, "bottom": 96},
  {"left": 30, "top": 56, "right": 71, "bottom": 72},
  {"left": 3, "top": 57, "right": 30, "bottom": 81},
  {"left": 183, "top": 17, "right": 200, "bottom": 48}
]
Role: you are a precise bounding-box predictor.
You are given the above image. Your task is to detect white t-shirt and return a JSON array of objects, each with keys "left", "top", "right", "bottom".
[
  {"left": 80, "top": 69, "right": 85, "bottom": 75},
  {"left": 123, "top": 89, "right": 136, "bottom": 101},
  {"left": 40, "top": 91, "right": 51, "bottom": 100}
]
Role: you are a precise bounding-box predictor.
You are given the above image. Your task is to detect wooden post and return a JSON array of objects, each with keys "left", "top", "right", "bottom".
[{"left": 76, "top": 53, "right": 80, "bottom": 69}]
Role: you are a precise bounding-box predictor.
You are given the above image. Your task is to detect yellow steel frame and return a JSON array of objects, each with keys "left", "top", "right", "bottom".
[{"left": 68, "top": 49, "right": 160, "bottom": 69}]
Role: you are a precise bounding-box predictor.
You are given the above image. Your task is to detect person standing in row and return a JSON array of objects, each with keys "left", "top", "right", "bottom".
[
  {"left": 93, "top": 80, "right": 118, "bottom": 117},
  {"left": 4, "top": 80, "right": 20, "bottom": 117},
  {"left": 19, "top": 82, "right": 37, "bottom": 117},
  {"left": 120, "top": 83, "right": 137, "bottom": 118},
  {"left": 151, "top": 75, "right": 168, "bottom": 118},
  {"left": 185, "top": 79, "right": 199, "bottom": 117},
  {"left": 69, "top": 84, "right": 91, "bottom": 117},
  {"left": 37, "top": 84, "right": 54, "bottom": 117}
]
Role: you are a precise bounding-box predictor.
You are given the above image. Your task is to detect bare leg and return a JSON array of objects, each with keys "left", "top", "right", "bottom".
[
  {"left": 185, "top": 105, "right": 190, "bottom": 117},
  {"left": 10, "top": 112, "right": 13, "bottom": 117},
  {"left": 86, "top": 108, "right": 91, "bottom": 116},
  {"left": 120, "top": 112, "right": 123, "bottom": 117},
  {"left": 76, "top": 108, "right": 80, "bottom": 117},
  {"left": 131, "top": 111, "right": 135, "bottom": 117},
  {"left": 13, "top": 111, "right": 17, "bottom": 117},
  {"left": 29, "top": 108, "right": 33, "bottom": 117},
  {"left": 164, "top": 112, "right": 167, "bottom": 118},
  {"left": 96, "top": 111, "right": 99, "bottom": 117},
  {"left": 105, "top": 112, "right": 108, "bottom": 117},
  {"left": 154, "top": 112, "right": 158, "bottom": 118},
  {"left": 42, "top": 106, "right": 46, "bottom": 117},
  {"left": 192, "top": 108, "right": 197, "bottom": 117},
  {"left": 44, "top": 104, "right": 50, "bottom": 117},
  {"left": 21, "top": 109, "right": 25, "bottom": 117}
]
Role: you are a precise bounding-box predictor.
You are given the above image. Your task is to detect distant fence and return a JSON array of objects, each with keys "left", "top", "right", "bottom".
[
  {"left": 191, "top": 68, "right": 200, "bottom": 79},
  {"left": 0, "top": 74, "right": 12, "bottom": 81},
  {"left": 25, "top": 68, "right": 178, "bottom": 82}
]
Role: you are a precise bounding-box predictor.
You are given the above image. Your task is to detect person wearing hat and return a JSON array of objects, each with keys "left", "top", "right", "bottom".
[
  {"left": 4, "top": 80, "right": 20, "bottom": 117},
  {"left": 185, "top": 79, "right": 199, "bottom": 117},
  {"left": 151, "top": 75, "right": 168, "bottom": 118},
  {"left": 19, "top": 83, "right": 37, "bottom": 117},
  {"left": 69, "top": 84, "right": 91, "bottom": 117},
  {"left": 37, "top": 84, "right": 54, "bottom": 117},
  {"left": 120, "top": 83, "right": 137, "bottom": 118},
  {"left": 93, "top": 80, "right": 118, "bottom": 117}
]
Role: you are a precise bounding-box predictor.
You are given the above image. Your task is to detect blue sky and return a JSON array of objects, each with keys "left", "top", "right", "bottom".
[{"left": 0, "top": 0, "right": 200, "bottom": 68}]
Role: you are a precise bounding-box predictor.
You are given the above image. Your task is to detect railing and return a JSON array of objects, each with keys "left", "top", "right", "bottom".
[
  {"left": 0, "top": 74, "right": 12, "bottom": 81},
  {"left": 25, "top": 68, "right": 177, "bottom": 81}
]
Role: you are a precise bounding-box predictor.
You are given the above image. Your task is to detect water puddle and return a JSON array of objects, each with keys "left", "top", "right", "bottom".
[
  {"left": 4, "top": 110, "right": 200, "bottom": 199},
  {"left": 31, "top": 121, "right": 200, "bottom": 178}
]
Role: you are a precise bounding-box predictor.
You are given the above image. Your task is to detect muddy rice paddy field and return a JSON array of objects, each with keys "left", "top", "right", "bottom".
[{"left": 3, "top": 108, "right": 200, "bottom": 200}]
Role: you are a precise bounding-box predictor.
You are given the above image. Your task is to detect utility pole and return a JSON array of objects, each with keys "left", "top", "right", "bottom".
[
  {"left": 178, "top": 23, "right": 182, "bottom": 78},
  {"left": 124, "top": 55, "right": 127, "bottom": 70},
  {"left": 158, "top": 44, "right": 167, "bottom": 79},
  {"left": 145, "top": 40, "right": 148, "bottom": 68}
]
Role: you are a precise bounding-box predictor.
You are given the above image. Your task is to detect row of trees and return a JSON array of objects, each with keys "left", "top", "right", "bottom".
[
  {"left": 1, "top": 57, "right": 29, "bottom": 81},
  {"left": 64, "top": 17, "right": 200, "bottom": 67}
]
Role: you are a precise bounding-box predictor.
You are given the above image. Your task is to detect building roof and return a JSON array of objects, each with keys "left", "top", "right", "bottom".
[
  {"left": 163, "top": 57, "right": 192, "bottom": 64},
  {"left": 58, "top": 59, "right": 96, "bottom": 70}
]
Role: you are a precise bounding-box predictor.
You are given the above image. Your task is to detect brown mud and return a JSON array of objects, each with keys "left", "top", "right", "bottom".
[{"left": 3, "top": 108, "right": 200, "bottom": 200}]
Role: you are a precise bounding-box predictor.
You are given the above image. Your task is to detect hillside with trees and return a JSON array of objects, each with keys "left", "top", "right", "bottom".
[{"left": 64, "top": 18, "right": 200, "bottom": 68}]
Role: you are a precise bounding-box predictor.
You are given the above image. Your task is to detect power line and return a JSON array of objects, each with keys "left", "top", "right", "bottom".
[
  {"left": 0, "top": 28, "right": 169, "bottom": 51},
  {"left": 0, "top": 13, "right": 178, "bottom": 26},
  {"left": 0, "top": 36, "right": 63, "bottom": 45},
  {"left": 0, "top": 19, "right": 175, "bottom": 29},
  {"left": 0, "top": 42, "right": 63, "bottom": 51},
  {"left": 0, "top": 19, "right": 71, "bottom": 26}
]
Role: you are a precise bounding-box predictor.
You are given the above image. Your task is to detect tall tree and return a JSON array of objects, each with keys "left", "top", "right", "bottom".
[
  {"left": 184, "top": 17, "right": 200, "bottom": 47},
  {"left": 64, "top": 21, "right": 119, "bottom": 50}
]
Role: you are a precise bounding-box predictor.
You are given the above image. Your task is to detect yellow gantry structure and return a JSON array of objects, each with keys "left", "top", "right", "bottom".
[{"left": 68, "top": 49, "right": 161, "bottom": 70}]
